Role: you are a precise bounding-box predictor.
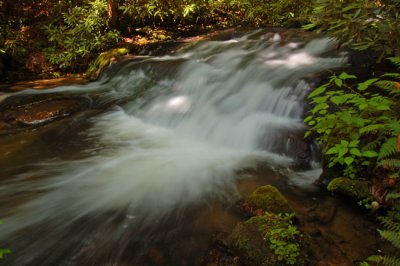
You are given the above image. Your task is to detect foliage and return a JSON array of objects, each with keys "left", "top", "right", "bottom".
[
  {"left": 305, "top": 66, "right": 400, "bottom": 184},
  {"left": 218, "top": 0, "right": 313, "bottom": 26},
  {"left": 268, "top": 213, "right": 302, "bottom": 265},
  {"left": 43, "top": 0, "right": 121, "bottom": 70},
  {"left": 120, "top": 0, "right": 218, "bottom": 25},
  {"left": 364, "top": 217, "right": 400, "bottom": 266},
  {"left": 304, "top": 0, "right": 400, "bottom": 61}
]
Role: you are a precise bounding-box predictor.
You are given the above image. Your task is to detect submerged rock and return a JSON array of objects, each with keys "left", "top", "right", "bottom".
[
  {"left": 248, "top": 185, "right": 294, "bottom": 214},
  {"left": 229, "top": 213, "right": 310, "bottom": 266},
  {"left": 327, "top": 177, "right": 370, "bottom": 200}
]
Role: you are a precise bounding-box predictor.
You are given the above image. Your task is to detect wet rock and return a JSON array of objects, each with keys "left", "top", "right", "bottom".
[
  {"left": 0, "top": 96, "right": 90, "bottom": 127},
  {"left": 229, "top": 213, "right": 310, "bottom": 266},
  {"left": 248, "top": 185, "right": 294, "bottom": 214},
  {"left": 327, "top": 177, "right": 370, "bottom": 200}
]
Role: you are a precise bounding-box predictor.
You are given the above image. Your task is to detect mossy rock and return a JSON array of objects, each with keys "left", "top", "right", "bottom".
[
  {"left": 327, "top": 177, "right": 370, "bottom": 200},
  {"left": 229, "top": 213, "right": 310, "bottom": 266},
  {"left": 248, "top": 185, "right": 294, "bottom": 214},
  {"left": 86, "top": 48, "right": 130, "bottom": 80}
]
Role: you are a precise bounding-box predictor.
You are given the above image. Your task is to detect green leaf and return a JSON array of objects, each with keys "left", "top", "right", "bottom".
[
  {"left": 308, "top": 85, "right": 327, "bottom": 98},
  {"left": 350, "top": 148, "right": 362, "bottom": 156},
  {"left": 339, "top": 72, "right": 357, "bottom": 80},
  {"left": 338, "top": 147, "right": 348, "bottom": 158},
  {"left": 340, "top": 140, "right": 349, "bottom": 146},
  {"left": 330, "top": 95, "right": 346, "bottom": 105},
  {"left": 362, "top": 150, "right": 378, "bottom": 158},
  {"left": 312, "top": 103, "right": 329, "bottom": 113},
  {"left": 344, "top": 157, "right": 354, "bottom": 165},
  {"left": 357, "top": 78, "right": 379, "bottom": 91},
  {"left": 326, "top": 147, "right": 338, "bottom": 154},
  {"left": 334, "top": 78, "right": 343, "bottom": 87}
]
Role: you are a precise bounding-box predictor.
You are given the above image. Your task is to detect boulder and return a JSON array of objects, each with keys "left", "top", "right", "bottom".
[
  {"left": 229, "top": 213, "right": 310, "bottom": 266},
  {"left": 248, "top": 185, "right": 294, "bottom": 214},
  {"left": 327, "top": 177, "right": 370, "bottom": 200}
]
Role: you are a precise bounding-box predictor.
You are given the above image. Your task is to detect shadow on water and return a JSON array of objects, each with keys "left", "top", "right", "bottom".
[{"left": 0, "top": 29, "right": 387, "bottom": 265}]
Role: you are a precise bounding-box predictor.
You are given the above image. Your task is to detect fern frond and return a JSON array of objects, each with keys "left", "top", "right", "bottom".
[
  {"left": 363, "top": 139, "right": 381, "bottom": 151},
  {"left": 380, "top": 217, "right": 400, "bottom": 232},
  {"left": 378, "top": 159, "right": 400, "bottom": 169},
  {"left": 360, "top": 124, "right": 385, "bottom": 135},
  {"left": 381, "top": 73, "right": 400, "bottom": 80},
  {"left": 382, "top": 255, "right": 400, "bottom": 266},
  {"left": 375, "top": 80, "right": 400, "bottom": 95},
  {"left": 379, "top": 230, "right": 400, "bottom": 249},
  {"left": 376, "top": 80, "right": 397, "bottom": 89},
  {"left": 388, "top": 57, "right": 400, "bottom": 68},
  {"left": 378, "top": 138, "right": 398, "bottom": 160},
  {"left": 367, "top": 255, "right": 400, "bottom": 266},
  {"left": 388, "top": 122, "right": 400, "bottom": 135}
]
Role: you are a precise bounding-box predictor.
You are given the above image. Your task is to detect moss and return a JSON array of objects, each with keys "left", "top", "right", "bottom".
[
  {"left": 327, "top": 177, "right": 370, "bottom": 200},
  {"left": 229, "top": 213, "right": 310, "bottom": 266},
  {"left": 248, "top": 185, "right": 294, "bottom": 214},
  {"left": 86, "top": 48, "right": 130, "bottom": 80}
]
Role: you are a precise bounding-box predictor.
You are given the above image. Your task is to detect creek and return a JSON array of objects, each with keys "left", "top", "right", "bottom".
[{"left": 0, "top": 29, "right": 385, "bottom": 265}]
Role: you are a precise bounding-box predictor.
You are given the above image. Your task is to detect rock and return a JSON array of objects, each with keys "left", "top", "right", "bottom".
[
  {"left": 248, "top": 185, "right": 294, "bottom": 214},
  {"left": 229, "top": 213, "right": 310, "bottom": 266},
  {"left": 0, "top": 96, "right": 90, "bottom": 127},
  {"left": 327, "top": 177, "right": 370, "bottom": 200}
]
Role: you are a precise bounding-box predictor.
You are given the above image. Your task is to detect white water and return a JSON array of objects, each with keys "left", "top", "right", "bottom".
[{"left": 0, "top": 31, "right": 346, "bottom": 264}]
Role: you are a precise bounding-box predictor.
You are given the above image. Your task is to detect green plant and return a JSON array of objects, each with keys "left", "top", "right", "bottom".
[
  {"left": 219, "top": 0, "right": 312, "bottom": 26},
  {"left": 304, "top": 0, "right": 400, "bottom": 61},
  {"left": 363, "top": 217, "right": 400, "bottom": 266},
  {"left": 43, "top": 0, "right": 121, "bottom": 70},
  {"left": 267, "top": 213, "right": 302, "bottom": 265},
  {"left": 305, "top": 66, "right": 400, "bottom": 183}
]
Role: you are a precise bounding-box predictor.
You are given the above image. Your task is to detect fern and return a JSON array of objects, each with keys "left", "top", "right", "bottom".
[
  {"left": 375, "top": 80, "right": 400, "bottom": 95},
  {"left": 381, "top": 256, "right": 400, "bottom": 266},
  {"left": 379, "top": 159, "right": 400, "bottom": 168},
  {"left": 378, "top": 138, "right": 398, "bottom": 160},
  {"left": 368, "top": 255, "right": 400, "bottom": 266},
  {"left": 379, "top": 217, "right": 400, "bottom": 232},
  {"left": 363, "top": 139, "right": 382, "bottom": 151},
  {"left": 381, "top": 73, "right": 400, "bottom": 80},
  {"left": 388, "top": 122, "right": 400, "bottom": 134},
  {"left": 388, "top": 57, "right": 400, "bottom": 68},
  {"left": 378, "top": 230, "right": 400, "bottom": 249},
  {"left": 360, "top": 124, "right": 385, "bottom": 135}
]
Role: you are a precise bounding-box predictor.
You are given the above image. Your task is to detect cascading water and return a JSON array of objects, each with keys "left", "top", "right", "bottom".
[{"left": 0, "top": 30, "right": 347, "bottom": 265}]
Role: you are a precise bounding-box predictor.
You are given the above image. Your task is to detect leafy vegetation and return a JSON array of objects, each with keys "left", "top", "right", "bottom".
[
  {"left": 361, "top": 217, "right": 400, "bottom": 266},
  {"left": 304, "top": 0, "right": 400, "bottom": 61},
  {"left": 305, "top": 59, "right": 400, "bottom": 206},
  {"left": 268, "top": 213, "right": 302, "bottom": 265},
  {"left": 43, "top": 0, "right": 121, "bottom": 70}
]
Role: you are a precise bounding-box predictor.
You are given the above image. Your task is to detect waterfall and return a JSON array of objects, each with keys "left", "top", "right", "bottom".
[{"left": 0, "top": 30, "right": 346, "bottom": 265}]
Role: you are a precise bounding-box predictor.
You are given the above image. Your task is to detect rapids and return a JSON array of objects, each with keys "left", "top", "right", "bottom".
[{"left": 0, "top": 30, "right": 347, "bottom": 265}]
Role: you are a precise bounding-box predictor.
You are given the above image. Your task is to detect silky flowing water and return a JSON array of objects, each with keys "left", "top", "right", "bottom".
[{"left": 0, "top": 30, "right": 381, "bottom": 265}]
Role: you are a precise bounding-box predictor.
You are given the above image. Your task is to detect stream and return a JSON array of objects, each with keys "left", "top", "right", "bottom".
[{"left": 0, "top": 29, "right": 386, "bottom": 265}]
